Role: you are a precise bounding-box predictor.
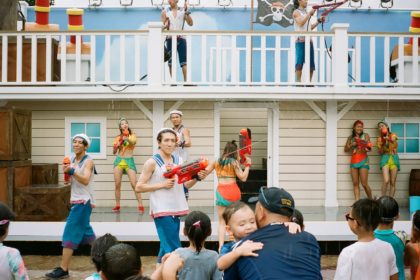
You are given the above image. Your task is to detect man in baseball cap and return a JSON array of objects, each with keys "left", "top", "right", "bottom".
[{"left": 224, "top": 186, "right": 322, "bottom": 280}]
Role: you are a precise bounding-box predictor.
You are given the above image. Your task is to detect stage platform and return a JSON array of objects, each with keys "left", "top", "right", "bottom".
[{"left": 8, "top": 206, "right": 413, "bottom": 242}]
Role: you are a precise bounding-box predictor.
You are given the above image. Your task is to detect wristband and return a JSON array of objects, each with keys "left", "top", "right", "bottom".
[
  {"left": 317, "top": 18, "right": 322, "bottom": 24},
  {"left": 69, "top": 168, "right": 75, "bottom": 176}
]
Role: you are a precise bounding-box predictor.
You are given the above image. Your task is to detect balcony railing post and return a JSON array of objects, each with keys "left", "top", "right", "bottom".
[
  {"left": 148, "top": 22, "right": 164, "bottom": 86},
  {"left": 331, "top": 23, "right": 349, "bottom": 87}
]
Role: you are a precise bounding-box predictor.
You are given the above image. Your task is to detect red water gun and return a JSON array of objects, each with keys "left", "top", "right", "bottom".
[
  {"left": 164, "top": 158, "right": 209, "bottom": 184},
  {"left": 239, "top": 128, "right": 252, "bottom": 164},
  {"left": 115, "top": 129, "right": 130, "bottom": 149},
  {"left": 354, "top": 137, "right": 372, "bottom": 151},
  {"left": 63, "top": 156, "right": 71, "bottom": 184},
  {"left": 312, "top": 0, "right": 349, "bottom": 18}
]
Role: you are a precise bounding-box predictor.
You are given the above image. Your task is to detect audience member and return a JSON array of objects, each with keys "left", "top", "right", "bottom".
[
  {"left": 405, "top": 210, "right": 420, "bottom": 280},
  {"left": 85, "top": 233, "right": 119, "bottom": 280}
]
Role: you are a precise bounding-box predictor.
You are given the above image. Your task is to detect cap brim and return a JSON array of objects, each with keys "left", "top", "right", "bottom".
[{"left": 248, "top": 196, "right": 259, "bottom": 204}]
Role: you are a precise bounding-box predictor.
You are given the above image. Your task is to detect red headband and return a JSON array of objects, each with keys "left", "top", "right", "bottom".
[{"left": 353, "top": 120, "right": 364, "bottom": 128}]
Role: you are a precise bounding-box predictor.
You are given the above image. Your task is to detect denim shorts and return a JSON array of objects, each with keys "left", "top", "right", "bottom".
[
  {"left": 164, "top": 37, "right": 187, "bottom": 67},
  {"left": 295, "top": 41, "right": 315, "bottom": 71}
]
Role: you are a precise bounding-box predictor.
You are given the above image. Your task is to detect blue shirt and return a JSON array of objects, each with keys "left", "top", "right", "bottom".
[
  {"left": 220, "top": 241, "right": 235, "bottom": 256},
  {"left": 374, "top": 229, "right": 405, "bottom": 280},
  {"left": 224, "top": 223, "right": 322, "bottom": 280}
]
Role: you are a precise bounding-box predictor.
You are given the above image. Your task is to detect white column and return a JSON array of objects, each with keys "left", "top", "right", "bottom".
[
  {"left": 325, "top": 100, "right": 338, "bottom": 207},
  {"left": 267, "top": 104, "right": 280, "bottom": 187},
  {"left": 152, "top": 101, "right": 165, "bottom": 153},
  {"left": 148, "top": 22, "right": 164, "bottom": 87},
  {"left": 331, "top": 23, "right": 349, "bottom": 88}
]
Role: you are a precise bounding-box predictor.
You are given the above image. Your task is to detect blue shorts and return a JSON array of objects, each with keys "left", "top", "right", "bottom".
[
  {"left": 165, "top": 37, "right": 187, "bottom": 67},
  {"left": 154, "top": 216, "right": 181, "bottom": 263},
  {"left": 295, "top": 41, "right": 315, "bottom": 71},
  {"left": 62, "top": 200, "right": 95, "bottom": 250}
]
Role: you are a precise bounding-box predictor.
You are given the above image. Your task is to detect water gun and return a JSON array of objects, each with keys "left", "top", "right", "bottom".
[
  {"left": 163, "top": 158, "right": 209, "bottom": 184},
  {"left": 63, "top": 156, "right": 71, "bottom": 184},
  {"left": 354, "top": 137, "right": 372, "bottom": 151},
  {"left": 239, "top": 128, "right": 252, "bottom": 164},
  {"left": 115, "top": 129, "right": 130, "bottom": 149}
]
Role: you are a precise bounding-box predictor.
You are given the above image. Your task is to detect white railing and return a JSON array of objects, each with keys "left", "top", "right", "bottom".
[{"left": 0, "top": 24, "right": 419, "bottom": 88}]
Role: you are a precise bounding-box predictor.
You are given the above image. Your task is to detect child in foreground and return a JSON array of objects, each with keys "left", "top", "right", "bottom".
[
  {"left": 217, "top": 201, "right": 301, "bottom": 271},
  {"left": 405, "top": 210, "right": 420, "bottom": 280},
  {"left": 85, "top": 233, "right": 119, "bottom": 280},
  {"left": 374, "top": 196, "right": 406, "bottom": 280},
  {"left": 335, "top": 198, "right": 398, "bottom": 280},
  {"left": 0, "top": 202, "right": 29, "bottom": 280},
  {"left": 162, "top": 211, "right": 222, "bottom": 279}
]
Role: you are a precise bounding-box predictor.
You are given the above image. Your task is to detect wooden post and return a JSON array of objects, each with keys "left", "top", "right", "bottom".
[{"left": 0, "top": 0, "right": 17, "bottom": 31}]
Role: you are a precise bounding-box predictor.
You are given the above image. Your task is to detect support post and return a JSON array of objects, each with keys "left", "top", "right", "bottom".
[
  {"left": 152, "top": 101, "right": 164, "bottom": 153},
  {"left": 331, "top": 23, "right": 349, "bottom": 88},
  {"left": 325, "top": 100, "right": 339, "bottom": 207},
  {"left": 148, "top": 22, "right": 163, "bottom": 87}
]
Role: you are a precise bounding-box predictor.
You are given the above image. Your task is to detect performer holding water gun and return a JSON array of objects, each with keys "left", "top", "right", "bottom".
[
  {"left": 376, "top": 120, "right": 400, "bottom": 197},
  {"left": 135, "top": 128, "right": 207, "bottom": 264},
  {"left": 112, "top": 117, "right": 144, "bottom": 213},
  {"left": 206, "top": 133, "right": 252, "bottom": 252},
  {"left": 344, "top": 120, "right": 373, "bottom": 200}
]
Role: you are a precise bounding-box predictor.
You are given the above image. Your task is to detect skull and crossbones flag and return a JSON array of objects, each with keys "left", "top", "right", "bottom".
[{"left": 256, "top": 0, "right": 295, "bottom": 27}]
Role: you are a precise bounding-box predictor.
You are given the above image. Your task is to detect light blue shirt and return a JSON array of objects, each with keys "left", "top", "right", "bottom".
[
  {"left": 174, "top": 247, "right": 222, "bottom": 280},
  {"left": 374, "top": 229, "right": 405, "bottom": 280}
]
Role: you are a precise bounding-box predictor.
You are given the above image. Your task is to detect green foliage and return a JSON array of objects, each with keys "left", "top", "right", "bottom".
[{"left": 24, "top": 0, "right": 35, "bottom": 6}]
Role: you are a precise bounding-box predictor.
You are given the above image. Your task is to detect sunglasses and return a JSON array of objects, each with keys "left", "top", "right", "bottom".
[{"left": 345, "top": 213, "right": 356, "bottom": 222}]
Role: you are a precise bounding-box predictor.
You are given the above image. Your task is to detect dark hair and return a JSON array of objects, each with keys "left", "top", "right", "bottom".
[
  {"left": 291, "top": 208, "right": 304, "bottom": 230},
  {"left": 124, "top": 276, "right": 151, "bottom": 280},
  {"left": 157, "top": 128, "right": 177, "bottom": 143},
  {"left": 222, "top": 140, "right": 238, "bottom": 160},
  {"left": 184, "top": 211, "right": 211, "bottom": 254},
  {"left": 377, "top": 196, "right": 399, "bottom": 224},
  {"left": 0, "top": 202, "right": 15, "bottom": 237},
  {"left": 352, "top": 120, "right": 364, "bottom": 138},
  {"left": 223, "top": 201, "right": 251, "bottom": 225},
  {"left": 293, "top": 0, "right": 300, "bottom": 10},
  {"left": 413, "top": 211, "right": 420, "bottom": 231},
  {"left": 91, "top": 233, "right": 119, "bottom": 272},
  {"left": 101, "top": 243, "right": 141, "bottom": 280},
  {"left": 351, "top": 198, "right": 380, "bottom": 231}
]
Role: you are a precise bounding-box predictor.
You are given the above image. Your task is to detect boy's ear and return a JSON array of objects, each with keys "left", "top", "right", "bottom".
[
  {"left": 225, "top": 225, "right": 233, "bottom": 236},
  {"left": 100, "top": 271, "right": 108, "bottom": 280}
]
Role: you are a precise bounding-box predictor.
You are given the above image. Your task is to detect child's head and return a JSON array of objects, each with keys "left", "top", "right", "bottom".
[
  {"left": 101, "top": 243, "right": 141, "bottom": 280},
  {"left": 291, "top": 208, "right": 305, "bottom": 231},
  {"left": 223, "top": 201, "right": 257, "bottom": 240},
  {"left": 377, "top": 196, "right": 399, "bottom": 225},
  {"left": 91, "top": 233, "right": 119, "bottom": 272},
  {"left": 412, "top": 211, "right": 420, "bottom": 241},
  {"left": 184, "top": 211, "right": 211, "bottom": 253},
  {"left": 0, "top": 202, "right": 15, "bottom": 241},
  {"left": 348, "top": 198, "right": 380, "bottom": 233}
]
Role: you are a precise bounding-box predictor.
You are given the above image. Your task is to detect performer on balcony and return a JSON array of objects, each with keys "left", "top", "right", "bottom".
[
  {"left": 46, "top": 134, "right": 96, "bottom": 279},
  {"left": 344, "top": 120, "right": 373, "bottom": 200},
  {"left": 206, "top": 140, "right": 251, "bottom": 252},
  {"left": 162, "top": 0, "right": 193, "bottom": 82},
  {"left": 293, "top": 0, "right": 324, "bottom": 82},
  {"left": 169, "top": 110, "right": 192, "bottom": 200},
  {"left": 112, "top": 117, "right": 144, "bottom": 213},
  {"left": 377, "top": 121, "right": 400, "bottom": 197},
  {"left": 135, "top": 128, "right": 206, "bottom": 264}
]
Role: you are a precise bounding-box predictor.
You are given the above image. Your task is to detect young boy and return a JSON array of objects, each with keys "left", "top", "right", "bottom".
[
  {"left": 217, "top": 201, "right": 300, "bottom": 271},
  {"left": 85, "top": 233, "right": 118, "bottom": 280},
  {"left": 335, "top": 198, "right": 399, "bottom": 280},
  {"left": 374, "top": 196, "right": 406, "bottom": 280},
  {"left": 0, "top": 202, "right": 29, "bottom": 280}
]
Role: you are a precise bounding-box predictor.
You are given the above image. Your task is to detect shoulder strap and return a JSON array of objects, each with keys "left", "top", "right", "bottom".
[
  {"left": 72, "top": 154, "right": 98, "bottom": 175},
  {"left": 153, "top": 154, "right": 165, "bottom": 167}
]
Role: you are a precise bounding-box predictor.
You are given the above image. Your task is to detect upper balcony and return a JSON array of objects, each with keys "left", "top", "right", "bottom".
[{"left": 0, "top": 23, "right": 419, "bottom": 101}]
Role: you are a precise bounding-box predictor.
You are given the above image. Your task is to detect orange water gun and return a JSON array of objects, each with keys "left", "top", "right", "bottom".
[
  {"left": 164, "top": 158, "right": 208, "bottom": 184},
  {"left": 239, "top": 128, "right": 252, "bottom": 164},
  {"left": 63, "top": 156, "right": 71, "bottom": 184},
  {"left": 354, "top": 137, "right": 373, "bottom": 151}
]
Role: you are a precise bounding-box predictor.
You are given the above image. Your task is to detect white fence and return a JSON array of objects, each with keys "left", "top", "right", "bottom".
[{"left": 0, "top": 24, "right": 419, "bottom": 88}]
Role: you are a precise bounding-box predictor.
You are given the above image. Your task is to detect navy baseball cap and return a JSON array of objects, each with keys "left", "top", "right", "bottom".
[{"left": 249, "top": 187, "right": 295, "bottom": 214}]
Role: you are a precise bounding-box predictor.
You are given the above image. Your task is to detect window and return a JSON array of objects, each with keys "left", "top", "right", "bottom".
[
  {"left": 65, "top": 117, "right": 107, "bottom": 159},
  {"left": 386, "top": 118, "right": 420, "bottom": 159}
]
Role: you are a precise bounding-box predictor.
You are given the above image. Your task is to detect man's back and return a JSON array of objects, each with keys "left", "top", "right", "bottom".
[{"left": 224, "top": 223, "right": 322, "bottom": 280}]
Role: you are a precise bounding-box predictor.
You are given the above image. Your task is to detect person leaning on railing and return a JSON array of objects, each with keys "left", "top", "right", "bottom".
[{"left": 292, "top": 0, "right": 325, "bottom": 82}]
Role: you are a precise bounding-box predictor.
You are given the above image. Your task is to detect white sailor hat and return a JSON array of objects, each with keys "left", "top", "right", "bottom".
[
  {"left": 169, "top": 110, "right": 183, "bottom": 116},
  {"left": 72, "top": 133, "right": 91, "bottom": 147}
]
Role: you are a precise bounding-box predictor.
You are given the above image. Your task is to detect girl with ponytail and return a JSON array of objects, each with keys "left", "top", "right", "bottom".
[{"left": 168, "top": 211, "right": 222, "bottom": 280}]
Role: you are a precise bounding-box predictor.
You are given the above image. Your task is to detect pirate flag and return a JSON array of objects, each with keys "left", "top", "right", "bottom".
[{"left": 256, "top": 0, "right": 295, "bottom": 27}]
